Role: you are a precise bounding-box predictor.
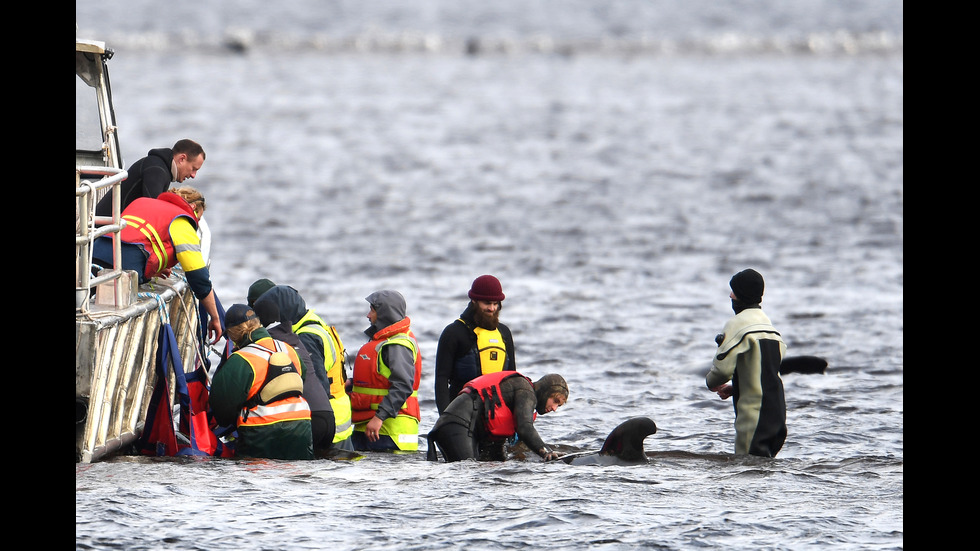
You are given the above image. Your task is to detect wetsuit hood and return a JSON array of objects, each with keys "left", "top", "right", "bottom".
[{"left": 533, "top": 374, "right": 569, "bottom": 414}]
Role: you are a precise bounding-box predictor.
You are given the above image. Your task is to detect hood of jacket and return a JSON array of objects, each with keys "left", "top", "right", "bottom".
[
  {"left": 366, "top": 290, "right": 407, "bottom": 331},
  {"left": 254, "top": 285, "right": 307, "bottom": 325},
  {"left": 147, "top": 147, "right": 176, "bottom": 179},
  {"left": 533, "top": 374, "right": 569, "bottom": 414}
]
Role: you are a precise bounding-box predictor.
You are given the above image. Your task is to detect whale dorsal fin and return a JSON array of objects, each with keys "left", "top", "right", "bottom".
[{"left": 598, "top": 417, "right": 657, "bottom": 462}]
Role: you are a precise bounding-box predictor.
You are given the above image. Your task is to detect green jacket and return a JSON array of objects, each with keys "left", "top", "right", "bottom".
[{"left": 211, "top": 327, "right": 314, "bottom": 460}]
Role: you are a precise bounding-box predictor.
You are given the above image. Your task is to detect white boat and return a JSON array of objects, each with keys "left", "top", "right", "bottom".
[{"left": 75, "top": 36, "right": 202, "bottom": 463}]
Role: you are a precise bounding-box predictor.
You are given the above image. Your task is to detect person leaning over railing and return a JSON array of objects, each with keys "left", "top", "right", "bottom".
[
  {"left": 91, "top": 187, "right": 222, "bottom": 344},
  {"left": 93, "top": 139, "right": 206, "bottom": 217}
]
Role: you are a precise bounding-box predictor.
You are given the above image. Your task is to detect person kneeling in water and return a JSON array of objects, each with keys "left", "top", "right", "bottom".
[{"left": 427, "top": 372, "right": 567, "bottom": 462}]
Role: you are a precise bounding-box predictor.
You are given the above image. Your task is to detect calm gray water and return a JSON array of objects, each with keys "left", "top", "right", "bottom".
[{"left": 75, "top": 2, "right": 903, "bottom": 549}]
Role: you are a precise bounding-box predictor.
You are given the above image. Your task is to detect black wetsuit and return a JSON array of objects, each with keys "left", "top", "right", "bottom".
[
  {"left": 427, "top": 374, "right": 546, "bottom": 462},
  {"left": 434, "top": 303, "right": 516, "bottom": 414}
]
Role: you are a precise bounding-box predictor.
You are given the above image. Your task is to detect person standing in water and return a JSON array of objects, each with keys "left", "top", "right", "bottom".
[
  {"left": 210, "top": 304, "right": 313, "bottom": 460},
  {"left": 348, "top": 290, "right": 423, "bottom": 452},
  {"left": 434, "top": 275, "right": 517, "bottom": 415},
  {"left": 252, "top": 300, "right": 336, "bottom": 455},
  {"left": 249, "top": 280, "right": 355, "bottom": 452},
  {"left": 705, "top": 268, "right": 787, "bottom": 458}
]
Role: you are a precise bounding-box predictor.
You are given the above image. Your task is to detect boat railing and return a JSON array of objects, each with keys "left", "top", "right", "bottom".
[{"left": 75, "top": 165, "right": 128, "bottom": 314}]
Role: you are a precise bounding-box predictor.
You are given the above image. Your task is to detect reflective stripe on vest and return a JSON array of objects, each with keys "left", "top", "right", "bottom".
[
  {"left": 292, "top": 311, "right": 352, "bottom": 442},
  {"left": 332, "top": 393, "right": 354, "bottom": 443},
  {"left": 349, "top": 322, "right": 422, "bottom": 450},
  {"left": 293, "top": 311, "right": 347, "bottom": 398},
  {"left": 350, "top": 331, "right": 422, "bottom": 422},
  {"left": 235, "top": 338, "right": 311, "bottom": 427},
  {"left": 246, "top": 400, "right": 312, "bottom": 427},
  {"left": 118, "top": 194, "right": 198, "bottom": 279},
  {"left": 122, "top": 213, "right": 171, "bottom": 272}
]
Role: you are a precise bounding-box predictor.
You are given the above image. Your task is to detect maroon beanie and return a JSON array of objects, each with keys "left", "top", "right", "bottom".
[{"left": 468, "top": 274, "right": 505, "bottom": 302}]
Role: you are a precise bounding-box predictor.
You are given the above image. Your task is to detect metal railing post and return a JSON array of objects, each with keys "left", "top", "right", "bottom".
[{"left": 75, "top": 166, "right": 128, "bottom": 314}]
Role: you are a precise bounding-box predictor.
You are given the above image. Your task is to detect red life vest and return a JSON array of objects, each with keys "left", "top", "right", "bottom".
[
  {"left": 119, "top": 192, "right": 199, "bottom": 279},
  {"left": 463, "top": 371, "right": 533, "bottom": 439},
  {"left": 234, "top": 337, "right": 311, "bottom": 428},
  {"left": 349, "top": 317, "right": 422, "bottom": 424}
]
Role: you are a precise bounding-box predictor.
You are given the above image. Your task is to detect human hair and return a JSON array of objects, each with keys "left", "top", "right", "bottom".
[
  {"left": 172, "top": 139, "right": 206, "bottom": 161},
  {"left": 550, "top": 389, "right": 569, "bottom": 401},
  {"left": 227, "top": 318, "right": 262, "bottom": 345},
  {"left": 170, "top": 186, "right": 206, "bottom": 217}
]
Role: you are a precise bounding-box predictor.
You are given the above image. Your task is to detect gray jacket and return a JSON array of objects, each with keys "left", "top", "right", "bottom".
[{"left": 363, "top": 290, "right": 417, "bottom": 422}]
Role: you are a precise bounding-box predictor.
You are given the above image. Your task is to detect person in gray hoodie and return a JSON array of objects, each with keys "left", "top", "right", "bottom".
[{"left": 348, "top": 290, "right": 423, "bottom": 452}]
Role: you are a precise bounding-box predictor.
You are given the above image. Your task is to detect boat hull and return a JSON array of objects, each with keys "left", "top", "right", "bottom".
[{"left": 75, "top": 278, "right": 200, "bottom": 463}]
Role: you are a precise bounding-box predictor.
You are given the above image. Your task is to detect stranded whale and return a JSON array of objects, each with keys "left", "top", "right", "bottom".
[
  {"left": 560, "top": 417, "right": 658, "bottom": 466},
  {"left": 549, "top": 356, "right": 826, "bottom": 465},
  {"left": 778, "top": 355, "right": 827, "bottom": 375}
]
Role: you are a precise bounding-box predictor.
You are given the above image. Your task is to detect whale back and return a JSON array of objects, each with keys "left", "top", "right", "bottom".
[
  {"left": 598, "top": 416, "right": 658, "bottom": 462},
  {"left": 561, "top": 417, "right": 657, "bottom": 465}
]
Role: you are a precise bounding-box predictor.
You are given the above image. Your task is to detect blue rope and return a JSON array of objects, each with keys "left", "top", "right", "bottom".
[{"left": 138, "top": 291, "right": 170, "bottom": 326}]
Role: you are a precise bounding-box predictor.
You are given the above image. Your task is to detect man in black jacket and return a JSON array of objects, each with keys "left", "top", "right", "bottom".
[
  {"left": 434, "top": 275, "right": 517, "bottom": 415},
  {"left": 95, "top": 139, "right": 206, "bottom": 217}
]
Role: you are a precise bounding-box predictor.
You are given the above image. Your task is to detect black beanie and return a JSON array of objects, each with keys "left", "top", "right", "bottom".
[{"left": 730, "top": 269, "right": 765, "bottom": 304}]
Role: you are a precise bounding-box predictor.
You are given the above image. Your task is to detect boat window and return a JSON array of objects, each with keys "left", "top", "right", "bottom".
[{"left": 76, "top": 52, "right": 104, "bottom": 155}]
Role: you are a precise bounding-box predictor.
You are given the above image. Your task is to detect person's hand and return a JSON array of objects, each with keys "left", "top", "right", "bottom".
[
  {"left": 541, "top": 448, "right": 561, "bottom": 462},
  {"left": 208, "top": 317, "right": 222, "bottom": 345},
  {"left": 365, "top": 416, "right": 383, "bottom": 442},
  {"left": 714, "top": 333, "right": 725, "bottom": 346},
  {"left": 710, "top": 384, "right": 733, "bottom": 400}
]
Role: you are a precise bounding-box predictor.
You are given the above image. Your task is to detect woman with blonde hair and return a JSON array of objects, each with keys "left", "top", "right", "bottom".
[
  {"left": 92, "top": 187, "right": 221, "bottom": 343},
  {"left": 210, "top": 304, "right": 314, "bottom": 460}
]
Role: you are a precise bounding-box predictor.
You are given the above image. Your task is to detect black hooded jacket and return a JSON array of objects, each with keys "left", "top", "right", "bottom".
[
  {"left": 254, "top": 285, "right": 336, "bottom": 395},
  {"left": 95, "top": 147, "right": 174, "bottom": 216}
]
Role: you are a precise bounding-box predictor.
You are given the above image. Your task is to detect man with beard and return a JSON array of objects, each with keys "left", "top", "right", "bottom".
[{"left": 434, "top": 275, "right": 517, "bottom": 415}]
